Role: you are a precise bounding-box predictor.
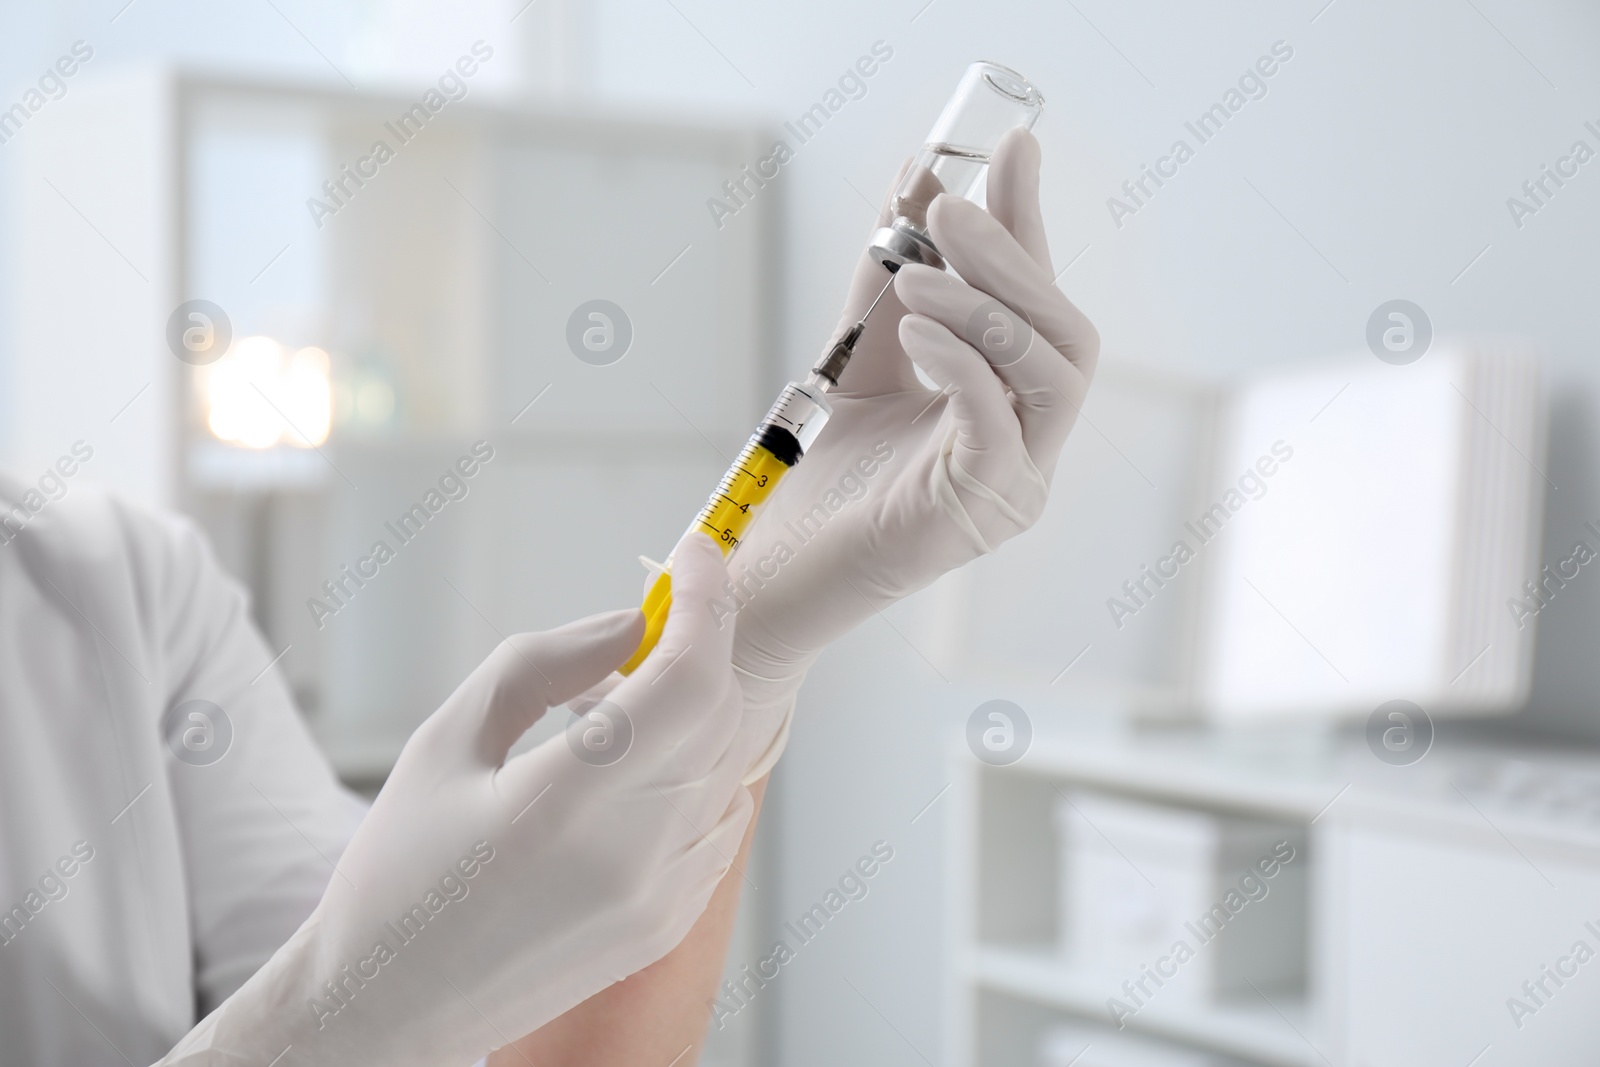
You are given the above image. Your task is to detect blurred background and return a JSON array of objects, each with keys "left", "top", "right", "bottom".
[{"left": 4, "top": 1, "right": 1600, "bottom": 1064}]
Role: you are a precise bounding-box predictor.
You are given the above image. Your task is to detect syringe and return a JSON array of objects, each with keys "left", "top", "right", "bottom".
[
  {"left": 617, "top": 273, "right": 894, "bottom": 675},
  {"left": 618, "top": 60, "right": 1043, "bottom": 674}
]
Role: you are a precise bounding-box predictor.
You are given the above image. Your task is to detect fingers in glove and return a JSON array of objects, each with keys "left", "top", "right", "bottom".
[
  {"left": 827, "top": 156, "right": 927, "bottom": 398},
  {"left": 835, "top": 155, "right": 909, "bottom": 333},
  {"left": 609, "top": 530, "right": 743, "bottom": 763},
  {"left": 924, "top": 194, "right": 1099, "bottom": 382},
  {"left": 567, "top": 672, "right": 622, "bottom": 716},
  {"left": 878, "top": 157, "right": 913, "bottom": 233},
  {"left": 894, "top": 260, "right": 1081, "bottom": 467},
  {"left": 985, "top": 128, "right": 1052, "bottom": 272},
  {"left": 898, "top": 313, "right": 1029, "bottom": 492},
  {"left": 896, "top": 202, "right": 1097, "bottom": 470},
  {"left": 435, "top": 608, "right": 644, "bottom": 770}
]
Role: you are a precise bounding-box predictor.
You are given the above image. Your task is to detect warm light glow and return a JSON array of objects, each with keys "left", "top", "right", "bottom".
[{"left": 206, "top": 337, "right": 333, "bottom": 449}]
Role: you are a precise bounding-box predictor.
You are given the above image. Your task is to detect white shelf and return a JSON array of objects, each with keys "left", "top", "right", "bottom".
[
  {"left": 1009, "top": 730, "right": 1600, "bottom": 857},
  {"left": 971, "top": 945, "right": 1320, "bottom": 1067},
  {"left": 1010, "top": 733, "right": 1336, "bottom": 821}
]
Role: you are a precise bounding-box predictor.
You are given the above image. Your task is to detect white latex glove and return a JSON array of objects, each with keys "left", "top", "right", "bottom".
[
  {"left": 160, "top": 531, "right": 755, "bottom": 1067},
  {"left": 731, "top": 127, "right": 1099, "bottom": 776}
]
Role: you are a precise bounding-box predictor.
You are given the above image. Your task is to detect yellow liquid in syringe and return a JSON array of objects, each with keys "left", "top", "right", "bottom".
[
  {"left": 619, "top": 382, "right": 829, "bottom": 675},
  {"left": 619, "top": 438, "right": 790, "bottom": 675}
]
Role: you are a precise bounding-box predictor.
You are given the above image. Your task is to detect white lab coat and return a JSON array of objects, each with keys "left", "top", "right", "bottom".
[{"left": 0, "top": 474, "right": 368, "bottom": 1066}]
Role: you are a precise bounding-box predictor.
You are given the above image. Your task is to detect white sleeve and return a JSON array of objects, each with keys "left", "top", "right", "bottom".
[{"left": 134, "top": 506, "right": 369, "bottom": 1013}]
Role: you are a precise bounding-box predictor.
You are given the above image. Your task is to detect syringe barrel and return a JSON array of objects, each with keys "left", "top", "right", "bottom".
[
  {"left": 619, "top": 379, "right": 831, "bottom": 675},
  {"left": 871, "top": 61, "right": 1045, "bottom": 270},
  {"left": 764, "top": 378, "right": 831, "bottom": 453},
  {"left": 690, "top": 380, "right": 830, "bottom": 548}
]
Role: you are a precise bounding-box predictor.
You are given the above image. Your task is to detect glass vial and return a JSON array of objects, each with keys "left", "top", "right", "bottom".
[{"left": 869, "top": 61, "right": 1045, "bottom": 271}]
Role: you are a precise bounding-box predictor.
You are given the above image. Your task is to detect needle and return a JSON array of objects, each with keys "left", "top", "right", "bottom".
[
  {"left": 860, "top": 269, "right": 897, "bottom": 323},
  {"left": 810, "top": 265, "right": 901, "bottom": 388}
]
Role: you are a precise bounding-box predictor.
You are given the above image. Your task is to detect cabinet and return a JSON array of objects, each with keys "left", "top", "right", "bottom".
[{"left": 947, "top": 727, "right": 1600, "bottom": 1066}]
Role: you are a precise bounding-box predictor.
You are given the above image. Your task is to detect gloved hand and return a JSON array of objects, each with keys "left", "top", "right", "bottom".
[
  {"left": 730, "top": 127, "right": 1099, "bottom": 777},
  {"left": 159, "top": 531, "right": 755, "bottom": 1067}
]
